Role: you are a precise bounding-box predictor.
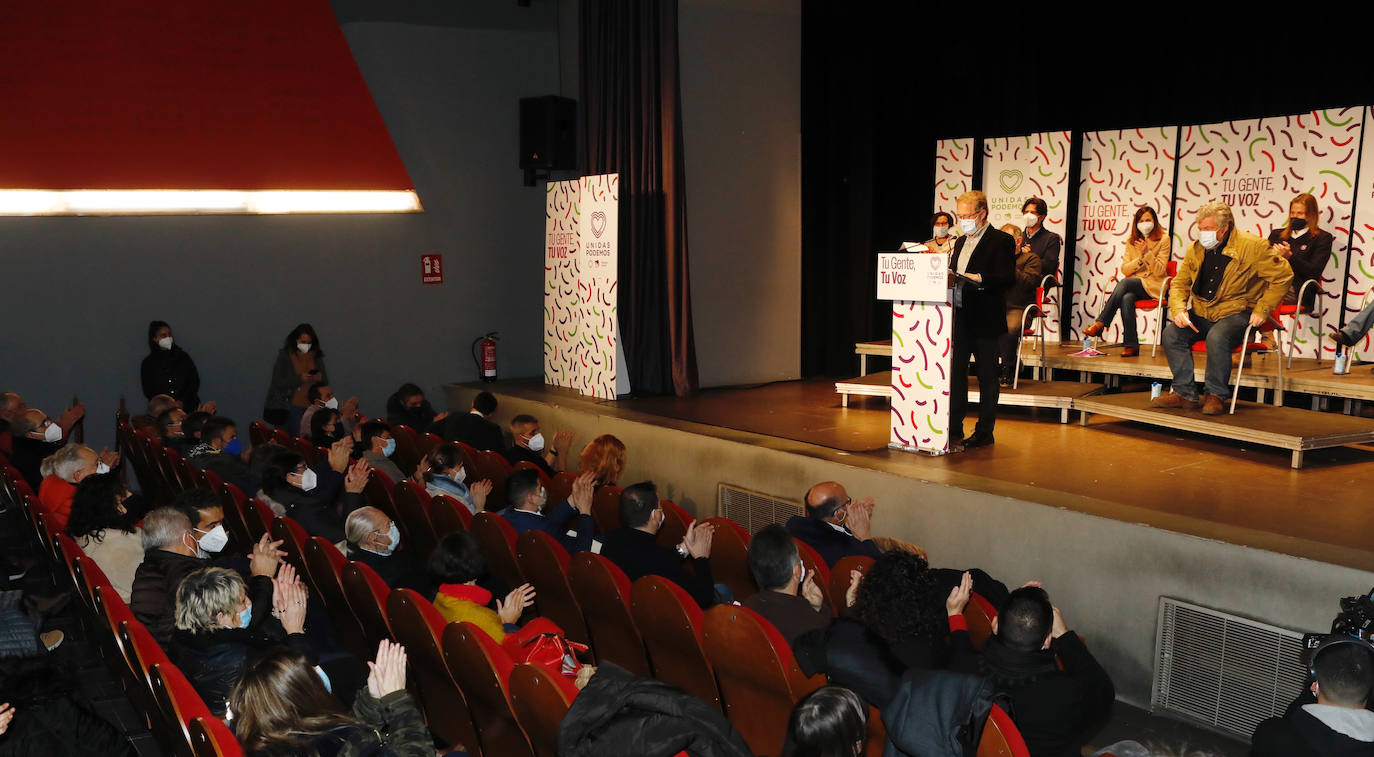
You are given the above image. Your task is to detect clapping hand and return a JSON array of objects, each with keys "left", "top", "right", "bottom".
[
  {"left": 249, "top": 533, "right": 286, "bottom": 577},
  {"left": 272, "top": 563, "right": 309, "bottom": 634},
  {"left": 681, "top": 520, "right": 715, "bottom": 559},
  {"left": 471, "top": 479, "right": 493, "bottom": 510},
  {"left": 328, "top": 437, "right": 352, "bottom": 473},
  {"left": 0, "top": 702, "right": 13, "bottom": 735},
  {"left": 344, "top": 458, "right": 371, "bottom": 493},
  {"left": 801, "top": 573, "right": 826, "bottom": 612},
  {"left": 97, "top": 447, "right": 121, "bottom": 468},
  {"left": 845, "top": 569, "right": 864, "bottom": 608},
  {"left": 945, "top": 571, "right": 972, "bottom": 616},
  {"left": 498, "top": 584, "right": 537, "bottom": 625},
  {"left": 366, "top": 640, "right": 408, "bottom": 699},
  {"left": 197, "top": 400, "right": 218, "bottom": 415},
  {"left": 569, "top": 472, "right": 596, "bottom": 514}
]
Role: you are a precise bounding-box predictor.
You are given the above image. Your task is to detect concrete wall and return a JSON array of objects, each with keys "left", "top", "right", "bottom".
[
  {"left": 0, "top": 18, "right": 558, "bottom": 448},
  {"left": 450, "top": 384, "right": 1374, "bottom": 708}
]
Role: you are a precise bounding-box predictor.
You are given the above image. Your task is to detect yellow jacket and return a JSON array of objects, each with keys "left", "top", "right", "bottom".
[
  {"left": 1168, "top": 229, "right": 1292, "bottom": 321},
  {"left": 1119, "top": 234, "right": 1171, "bottom": 299},
  {"left": 434, "top": 591, "right": 507, "bottom": 643}
]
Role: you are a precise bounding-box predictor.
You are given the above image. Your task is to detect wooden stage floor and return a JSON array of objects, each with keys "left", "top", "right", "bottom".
[{"left": 478, "top": 378, "right": 1374, "bottom": 572}]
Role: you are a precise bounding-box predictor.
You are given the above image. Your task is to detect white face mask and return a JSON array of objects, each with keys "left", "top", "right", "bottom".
[
  {"left": 323, "top": 397, "right": 339, "bottom": 410},
  {"left": 43, "top": 423, "right": 62, "bottom": 443},
  {"left": 1023, "top": 212, "right": 1039, "bottom": 227},
  {"left": 96, "top": 461, "right": 111, "bottom": 475},
  {"left": 959, "top": 217, "right": 979, "bottom": 235},
  {"left": 195, "top": 524, "right": 228, "bottom": 554},
  {"left": 1137, "top": 221, "right": 1155, "bottom": 236},
  {"left": 451, "top": 466, "right": 467, "bottom": 484},
  {"left": 1199, "top": 229, "right": 1220, "bottom": 250},
  {"left": 298, "top": 468, "right": 318, "bottom": 492},
  {"left": 297, "top": 342, "right": 312, "bottom": 353},
  {"left": 527, "top": 432, "right": 546, "bottom": 452},
  {"left": 157, "top": 336, "right": 174, "bottom": 350},
  {"left": 933, "top": 225, "right": 950, "bottom": 239}
]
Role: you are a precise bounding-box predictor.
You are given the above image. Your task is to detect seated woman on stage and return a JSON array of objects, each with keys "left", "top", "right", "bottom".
[
  {"left": 924, "top": 212, "right": 957, "bottom": 254},
  {"left": 1000, "top": 225, "right": 1042, "bottom": 385},
  {"left": 1082, "top": 205, "right": 1170, "bottom": 356},
  {"left": 1268, "top": 192, "right": 1331, "bottom": 310}
]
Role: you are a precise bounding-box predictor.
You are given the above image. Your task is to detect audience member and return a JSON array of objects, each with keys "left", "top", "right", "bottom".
[
  {"left": 306, "top": 407, "right": 346, "bottom": 446},
  {"left": 157, "top": 407, "right": 190, "bottom": 454},
  {"left": 10, "top": 406, "right": 84, "bottom": 488},
  {"left": 67, "top": 472, "right": 144, "bottom": 601},
  {"left": 1082, "top": 205, "right": 1171, "bottom": 357},
  {"left": 787, "top": 481, "right": 880, "bottom": 565},
  {"left": 428, "top": 531, "right": 536, "bottom": 642},
  {"left": 228, "top": 641, "right": 428, "bottom": 756},
  {"left": 36, "top": 443, "right": 104, "bottom": 532},
  {"left": 182, "top": 410, "right": 211, "bottom": 442},
  {"left": 1153, "top": 201, "right": 1291, "bottom": 414},
  {"left": 173, "top": 489, "right": 233, "bottom": 560},
  {"left": 499, "top": 468, "right": 595, "bottom": 554},
  {"left": 172, "top": 564, "right": 313, "bottom": 717},
  {"left": 421, "top": 443, "right": 491, "bottom": 514},
  {"left": 781, "top": 686, "right": 868, "bottom": 757},
  {"left": 386, "top": 383, "right": 444, "bottom": 431},
  {"left": 131, "top": 507, "right": 284, "bottom": 645},
  {"left": 0, "top": 391, "right": 24, "bottom": 456},
  {"left": 186, "top": 416, "right": 259, "bottom": 494},
  {"left": 1252, "top": 639, "right": 1374, "bottom": 756},
  {"left": 1021, "top": 195, "right": 1063, "bottom": 278},
  {"left": 343, "top": 507, "right": 429, "bottom": 592},
  {"left": 259, "top": 451, "right": 367, "bottom": 543},
  {"left": 599, "top": 481, "right": 716, "bottom": 608},
  {"left": 947, "top": 578, "right": 1114, "bottom": 757},
  {"left": 847, "top": 551, "right": 947, "bottom": 670},
  {"left": 578, "top": 434, "right": 627, "bottom": 487},
  {"left": 263, "top": 323, "right": 328, "bottom": 429},
  {"left": 140, "top": 320, "right": 201, "bottom": 409},
  {"left": 357, "top": 420, "right": 406, "bottom": 483},
  {"left": 432, "top": 390, "right": 503, "bottom": 450},
  {"left": 1000, "top": 221, "right": 1043, "bottom": 385},
  {"left": 299, "top": 383, "right": 360, "bottom": 441},
  {"left": 503, "top": 413, "right": 573, "bottom": 477},
  {"left": 146, "top": 393, "right": 182, "bottom": 421},
  {"left": 742, "top": 524, "right": 831, "bottom": 645}
]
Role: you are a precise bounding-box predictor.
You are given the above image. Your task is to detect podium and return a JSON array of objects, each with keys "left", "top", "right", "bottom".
[{"left": 877, "top": 251, "right": 956, "bottom": 455}]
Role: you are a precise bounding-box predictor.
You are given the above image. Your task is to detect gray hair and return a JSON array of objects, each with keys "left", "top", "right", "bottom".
[
  {"left": 142, "top": 507, "right": 193, "bottom": 552},
  {"left": 147, "top": 394, "right": 178, "bottom": 417},
  {"left": 45, "top": 444, "right": 93, "bottom": 482},
  {"left": 345, "top": 506, "right": 386, "bottom": 546},
  {"left": 175, "top": 567, "right": 245, "bottom": 633},
  {"left": 1196, "top": 201, "right": 1234, "bottom": 230}
]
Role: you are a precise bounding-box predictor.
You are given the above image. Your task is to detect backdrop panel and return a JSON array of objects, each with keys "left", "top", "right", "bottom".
[
  {"left": 934, "top": 137, "right": 974, "bottom": 216},
  {"left": 1072, "top": 127, "right": 1178, "bottom": 342},
  {"left": 1175, "top": 108, "right": 1362, "bottom": 360},
  {"left": 890, "top": 300, "right": 952, "bottom": 455},
  {"left": 1344, "top": 107, "right": 1374, "bottom": 360},
  {"left": 982, "top": 132, "right": 1072, "bottom": 271},
  {"left": 544, "top": 174, "right": 621, "bottom": 399}
]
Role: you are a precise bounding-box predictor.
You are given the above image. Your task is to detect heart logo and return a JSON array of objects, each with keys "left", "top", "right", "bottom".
[
  {"left": 590, "top": 211, "right": 607, "bottom": 238},
  {"left": 999, "top": 169, "right": 1023, "bottom": 194},
  {"left": 930, "top": 255, "right": 944, "bottom": 270}
]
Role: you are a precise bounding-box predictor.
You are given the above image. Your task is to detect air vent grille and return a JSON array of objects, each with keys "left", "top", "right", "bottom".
[
  {"left": 717, "top": 483, "right": 801, "bottom": 533},
  {"left": 1153, "top": 597, "right": 1307, "bottom": 738}
]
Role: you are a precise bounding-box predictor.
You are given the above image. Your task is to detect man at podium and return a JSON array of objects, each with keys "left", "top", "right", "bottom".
[{"left": 949, "top": 190, "right": 1017, "bottom": 449}]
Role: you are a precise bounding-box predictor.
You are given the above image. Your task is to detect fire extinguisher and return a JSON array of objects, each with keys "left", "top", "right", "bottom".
[{"left": 472, "top": 332, "right": 499, "bottom": 382}]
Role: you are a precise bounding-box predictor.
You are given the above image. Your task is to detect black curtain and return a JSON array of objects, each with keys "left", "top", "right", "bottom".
[
  {"left": 800, "top": 7, "right": 1374, "bottom": 377},
  {"left": 580, "top": 0, "right": 699, "bottom": 397}
]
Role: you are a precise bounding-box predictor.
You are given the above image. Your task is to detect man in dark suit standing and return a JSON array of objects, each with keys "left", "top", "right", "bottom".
[
  {"left": 950, "top": 190, "right": 1016, "bottom": 450},
  {"left": 430, "top": 391, "right": 504, "bottom": 451}
]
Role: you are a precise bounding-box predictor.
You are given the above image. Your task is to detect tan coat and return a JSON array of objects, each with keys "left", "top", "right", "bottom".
[
  {"left": 1118, "top": 234, "right": 1171, "bottom": 299},
  {"left": 1168, "top": 229, "right": 1293, "bottom": 322}
]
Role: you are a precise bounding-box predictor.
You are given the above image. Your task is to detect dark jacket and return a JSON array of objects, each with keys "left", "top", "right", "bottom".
[
  {"left": 141, "top": 346, "right": 201, "bottom": 408},
  {"left": 558, "top": 663, "right": 753, "bottom": 757},
  {"left": 794, "top": 618, "right": 907, "bottom": 708},
  {"left": 1252, "top": 706, "right": 1374, "bottom": 757},
  {"left": 10, "top": 436, "right": 61, "bottom": 490},
  {"left": 951, "top": 226, "right": 1018, "bottom": 337},
  {"left": 1005, "top": 244, "right": 1044, "bottom": 311},
  {"left": 263, "top": 482, "right": 362, "bottom": 544},
  {"left": 348, "top": 545, "right": 433, "bottom": 595},
  {"left": 500, "top": 501, "right": 594, "bottom": 554},
  {"left": 247, "top": 689, "right": 432, "bottom": 757},
  {"left": 1022, "top": 226, "right": 1063, "bottom": 281},
  {"left": 386, "top": 392, "right": 436, "bottom": 432},
  {"left": 784, "top": 515, "right": 880, "bottom": 567},
  {"left": 881, "top": 667, "right": 996, "bottom": 757},
  {"left": 432, "top": 411, "right": 504, "bottom": 451},
  {"left": 187, "top": 448, "right": 259, "bottom": 496},
  {"left": 1267, "top": 227, "right": 1333, "bottom": 310},
  {"left": 741, "top": 590, "right": 831, "bottom": 647},
  {"left": 599, "top": 527, "right": 715, "bottom": 608},
  {"left": 130, "top": 549, "right": 210, "bottom": 646},
  {"left": 264, "top": 350, "right": 328, "bottom": 414},
  {"left": 503, "top": 444, "right": 556, "bottom": 478},
  {"left": 948, "top": 628, "right": 1114, "bottom": 757},
  {"left": 170, "top": 575, "right": 313, "bottom": 717}
]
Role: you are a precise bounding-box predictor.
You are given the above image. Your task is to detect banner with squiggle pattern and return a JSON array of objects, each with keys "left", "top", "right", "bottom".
[
  {"left": 934, "top": 138, "right": 973, "bottom": 216},
  {"left": 544, "top": 174, "right": 620, "bottom": 399},
  {"left": 1072, "top": 127, "right": 1177, "bottom": 342},
  {"left": 1175, "top": 109, "right": 1361, "bottom": 360},
  {"left": 982, "top": 132, "right": 1072, "bottom": 269},
  {"left": 890, "top": 297, "right": 953, "bottom": 455},
  {"left": 1342, "top": 108, "right": 1374, "bottom": 361}
]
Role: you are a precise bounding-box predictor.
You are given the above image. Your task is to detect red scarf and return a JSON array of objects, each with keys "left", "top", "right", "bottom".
[{"left": 437, "top": 583, "right": 492, "bottom": 605}]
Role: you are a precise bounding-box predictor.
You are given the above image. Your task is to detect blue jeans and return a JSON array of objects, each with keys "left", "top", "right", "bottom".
[
  {"left": 1161, "top": 311, "right": 1250, "bottom": 400},
  {"left": 1096, "top": 277, "right": 1149, "bottom": 346},
  {"left": 1341, "top": 299, "right": 1374, "bottom": 342}
]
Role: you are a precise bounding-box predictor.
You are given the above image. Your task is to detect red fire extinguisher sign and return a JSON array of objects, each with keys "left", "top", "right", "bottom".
[{"left": 421, "top": 254, "right": 443, "bottom": 285}]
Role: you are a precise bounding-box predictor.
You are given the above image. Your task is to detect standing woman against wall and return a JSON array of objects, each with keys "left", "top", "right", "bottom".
[
  {"left": 263, "top": 324, "right": 328, "bottom": 429},
  {"left": 141, "top": 321, "right": 201, "bottom": 409}
]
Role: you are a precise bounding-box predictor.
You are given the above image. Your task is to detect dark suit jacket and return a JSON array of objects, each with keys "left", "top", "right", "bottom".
[
  {"left": 433, "top": 412, "right": 504, "bottom": 452},
  {"left": 951, "top": 225, "right": 1018, "bottom": 337},
  {"left": 784, "top": 516, "right": 880, "bottom": 567},
  {"left": 500, "top": 501, "right": 594, "bottom": 554},
  {"left": 600, "top": 527, "right": 715, "bottom": 608}
]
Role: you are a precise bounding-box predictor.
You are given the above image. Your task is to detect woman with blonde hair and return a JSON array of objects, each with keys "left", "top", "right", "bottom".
[
  {"left": 1082, "top": 205, "right": 1171, "bottom": 356},
  {"left": 1267, "top": 192, "right": 1331, "bottom": 310},
  {"left": 577, "top": 434, "right": 626, "bottom": 487}
]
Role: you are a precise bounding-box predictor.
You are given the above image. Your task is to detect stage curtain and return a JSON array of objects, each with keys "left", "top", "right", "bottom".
[{"left": 580, "top": 0, "right": 699, "bottom": 397}]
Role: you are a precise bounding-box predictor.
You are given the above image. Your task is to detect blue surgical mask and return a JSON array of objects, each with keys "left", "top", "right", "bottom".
[
  {"left": 238, "top": 603, "right": 252, "bottom": 628},
  {"left": 373, "top": 523, "right": 400, "bottom": 556},
  {"left": 224, "top": 438, "right": 243, "bottom": 456},
  {"left": 382, "top": 438, "right": 396, "bottom": 457}
]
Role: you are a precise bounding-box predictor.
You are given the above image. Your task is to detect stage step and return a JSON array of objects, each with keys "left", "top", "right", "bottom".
[{"left": 836, "top": 370, "right": 1105, "bottom": 423}]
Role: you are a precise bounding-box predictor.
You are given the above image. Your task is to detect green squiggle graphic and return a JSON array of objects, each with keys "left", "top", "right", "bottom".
[
  {"left": 1184, "top": 165, "right": 1201, "bottom": 173},
  {"left": 1049, "top": 138, "right": 1058, "bottom": 156},
  {"left": 1247, "top": 137, "right": 1267, "bottom": 162},
  {"left": 926, "top": 415, "right": 943, "bottom": 434},
  {"left": 1325, "top": 110, "right": 1354, "bottom": 127},
  {"left": 1110, "top": 139, "right": 1117, "bottom": 160},
  {"left": 916, "top": 372, "right": 932, "bottom": 390},
  {"left": 945, "top": 182, "right": 960, "bottom": 190},
  {"left": 1074, "top": 271, "right": 1084, "bottom": 285},
  {"left": 892, "top": 329, "right": 904, "bottom": 348},
  {"left": 1359, "top": 260, "right": 1374, "bottom": 280},
  {"left": 1049, "top": 200, "right": 1061, "bottom": 209},
  {"left": 1024, "top": 135, "right": 1032, "bottom": 149},
  {"left": 1038, "top": 167, "right": 1052, "bottom": 177},
  {"left": 952, "top": 139, "right": 963, "bottom": 149},
  {"left": 1084, "top": 187, "right": 1092, "bottom": 202},
  {"left": 1320, "top": 170, "right": 1352, "bottom": 188}
]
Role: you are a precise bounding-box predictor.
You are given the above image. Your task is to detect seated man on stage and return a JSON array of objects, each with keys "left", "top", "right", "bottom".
[{"left": 1152, "top": 200, "right": 1291, "bottom": 415}]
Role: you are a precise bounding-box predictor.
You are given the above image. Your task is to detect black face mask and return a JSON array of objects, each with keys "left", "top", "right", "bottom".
[{"left": 1290, "top": 217, "right": 1308, "bottom": 231}]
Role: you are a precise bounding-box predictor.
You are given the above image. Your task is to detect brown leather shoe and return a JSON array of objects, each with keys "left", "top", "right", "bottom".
[
  {"left": 1150, "top": 392, "right": 1200, "bottom": 409},
  {"left": 1200, "top": 394, "right": 1225, "bottom": 415},
  {"left": 1082, "top": 321, "right": 1105, "bottom": 337},
  {"left": 1121, "top": 346, "right": 1139, "bottom": 357}
]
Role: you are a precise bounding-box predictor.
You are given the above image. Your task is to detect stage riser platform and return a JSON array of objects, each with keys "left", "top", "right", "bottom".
[{"left": 444, "top": 380, "right": 1374, "bottom": 711}]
